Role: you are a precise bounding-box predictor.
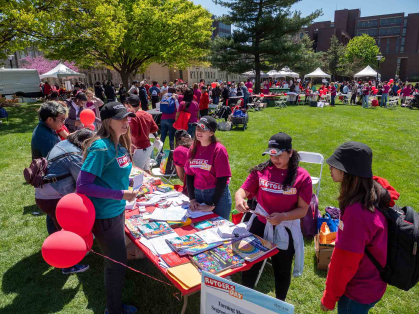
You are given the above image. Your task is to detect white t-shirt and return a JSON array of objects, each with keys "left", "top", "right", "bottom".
[{"left": 160, "top": 86, "right": 169, "bottom": 95}]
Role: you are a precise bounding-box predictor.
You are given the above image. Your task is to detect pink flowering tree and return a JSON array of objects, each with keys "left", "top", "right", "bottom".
[{"left": 20, "top": 56, "right": 80, "bottom": 75}]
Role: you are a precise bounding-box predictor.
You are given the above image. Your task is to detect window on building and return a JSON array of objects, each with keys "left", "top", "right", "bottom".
[
  {"left": 380, "top": 17, "right": 403, "bottom": 26},
  {"left": 378, "top": 38, "right": 381, "bottom": 46},
  {"left": 357, "top": 20, "right": 378, "bottom": 28},
  {"left": 396, "top": 37, "right": 399, "bottom": 53},
  {"left": 396, "top": 58, "right": 401, "bottom": 75},
  {"left": 379, "top": 27, "right": 401, "bottom": 36},
  {"left": 386, "top": 38, "right": 390, "bottom": 53},
  {"left": 357, "top": 29, "right": 377, "bottom": 37},
  {"left": 404, "top": 18, "right": 407, "bottom": 27},
  {"left": 402, "top": 27, "right": 406, "bottom": 36}
]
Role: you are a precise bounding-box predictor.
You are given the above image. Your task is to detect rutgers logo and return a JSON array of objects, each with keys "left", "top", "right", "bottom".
[
  {"left": 269, "top": 149, "right": 278, "bottom": 155},
  {"left": 116, "top": 155, "right": 130, "bottom": 168}
]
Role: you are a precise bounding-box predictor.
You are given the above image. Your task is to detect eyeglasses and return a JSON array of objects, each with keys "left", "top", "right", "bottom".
[{"left": 54, "top": 117, "right": 66, "bottom": 123}]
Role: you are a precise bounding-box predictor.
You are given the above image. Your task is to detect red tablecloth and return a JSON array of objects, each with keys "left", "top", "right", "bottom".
[{"left": 124, "top": 207, "right": 279, "bottom": 296}]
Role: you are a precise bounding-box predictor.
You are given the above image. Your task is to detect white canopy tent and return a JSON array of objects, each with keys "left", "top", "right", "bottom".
[
  {"left": 267, "top": 70, "right": 279, "bottom": 76},
  {"left": 242, "top": 70, "right": 269, "bottom": 78},
  {"left": 304, "top": 67, "right": 331, "bottom": 79},
  {"left": 354, "top": 65, "right": 380, "bottom": 79},
  {"left": 39, "top": 63, "right": 86, "bottom": 79},
  {"left": 274, "top": 67, "right": 300, "bottom": 78}
]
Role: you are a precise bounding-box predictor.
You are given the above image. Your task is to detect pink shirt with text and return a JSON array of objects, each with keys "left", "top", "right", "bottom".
[
  {"left": 241, "top": 166, "right": 312, "bottom": 223},
  {"left": 184, "top": 142, "right": 231, "bottom": 190},
  {"left": 336, "top": 203, "right": 388, "bottom": 304},
  {"left": 173, "top": 146, "right": 189, "bottom": 168}
]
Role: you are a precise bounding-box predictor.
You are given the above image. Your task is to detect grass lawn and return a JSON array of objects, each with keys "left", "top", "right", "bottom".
[{"left": 1, "top": 103, "right": 418, "bottom": 314}]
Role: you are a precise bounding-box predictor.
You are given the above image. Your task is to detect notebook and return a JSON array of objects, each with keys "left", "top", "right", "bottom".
[
  {"left": 232, "top": 235, "right": 277, "bottom": 262},
  {"left": 138, "top": 222, "right": 174, "bottom": 239},
  {"left": 125, "top": 214, "right": 146, "bottom": 239},
  {"left": 165, "top": 234, "right": 223, "bottom": 256},
  {"left": 193, "top": 217, "right": 234, "bottom": 230},
  {"left": 191, "top": 244, "right": 244, "bottom": 274}
]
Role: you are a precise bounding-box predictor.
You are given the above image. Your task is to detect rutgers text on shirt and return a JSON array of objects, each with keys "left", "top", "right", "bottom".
[
  {"left": 117, "top": 154, "right": 131, "bottom": 168},
  {"left": 190, "top": 159, "right": 212, "bottom": 171},
  {"left": 259, "top": 178, "right": 297, "bottom": 195}
]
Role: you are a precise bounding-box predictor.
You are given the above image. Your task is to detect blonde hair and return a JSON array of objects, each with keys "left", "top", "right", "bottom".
[
  {"left": 83, "top": 118, "right": 132, "bottom": 162},
  {"left": 86, "top": 88, "right": 94, "bottom": 96}
]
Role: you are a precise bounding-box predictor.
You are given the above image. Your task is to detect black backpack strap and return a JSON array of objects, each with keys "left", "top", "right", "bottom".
[
  {"left": 365, "top": 248, "right": 384, "bottom": 272},
  {"left": 43, "top": 173, "right": 72, "bottom": 184},
  {"left": 48, "top": 151, "right": 81, "bottom": 163},
  {"left": 405, "top": 206, "right": 415, "bottom": 224}
]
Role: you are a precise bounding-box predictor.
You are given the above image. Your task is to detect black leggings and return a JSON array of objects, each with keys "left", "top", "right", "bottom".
[
  {"left": 241, "top": 217, "right": 295, "bottom": 301},
  {"left": 350, "top": 93, "right": 357, "bottom": 105}
]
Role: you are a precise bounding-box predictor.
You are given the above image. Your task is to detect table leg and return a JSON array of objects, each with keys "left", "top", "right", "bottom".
[{"left": 181, "top": 295, "right": 188, "bottom": 314}]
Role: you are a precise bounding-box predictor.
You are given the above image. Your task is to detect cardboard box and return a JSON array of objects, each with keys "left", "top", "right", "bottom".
[{"left": 314, "top": 234, "right": 334, "bottom": 270}]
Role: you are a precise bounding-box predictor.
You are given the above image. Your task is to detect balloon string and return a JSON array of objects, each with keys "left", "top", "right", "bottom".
[{"left": 89, "top": 249, "right": 181, "bottom": 301}]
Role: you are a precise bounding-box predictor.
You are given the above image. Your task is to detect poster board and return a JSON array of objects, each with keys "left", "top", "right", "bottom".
[
  {"left": 65, "top": 80, "right": 72, "bottom": 91},
  {"left": 200, "top": 271, "right": 294, "bottom": 314}
]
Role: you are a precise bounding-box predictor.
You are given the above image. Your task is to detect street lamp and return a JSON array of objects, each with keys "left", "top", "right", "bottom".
[
  {"left": 376, "top": 54, "right": 383, "bottom": 87},
  {"left": 7, "top": 55, "right": 14, "bottom": 69}
]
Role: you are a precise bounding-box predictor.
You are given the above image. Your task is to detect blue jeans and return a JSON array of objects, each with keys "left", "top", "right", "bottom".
[
  {"left": 187, "top": 123, "right": 196, "bottom": 138},
  {"left": 160, "top": 119, "right": 175, "bottom": 150},
  {"left": 243, "top": 95, "right": 249, "bottom": 109},
  {"left": 338, "top": 295, "right": 379, "bottom": 314},
  {"left": 362, "top": 95, "right": 369, "bottom": 108},
  {"left": 381, "top": 94, "right": 388, "bottom": 107},
  {"left": 213, "top": 96, "right": 219, "bottom": 105},
  {"left": 194, "top": 185, "right": 232, "bottom": 220},
  {"left": 331, "top": 95, "right": 336, "bottom": 106}
]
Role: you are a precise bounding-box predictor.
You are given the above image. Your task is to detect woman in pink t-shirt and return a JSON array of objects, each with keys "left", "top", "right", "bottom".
[
  {"left": 176, "top": 88, "right": 199, "bottom": 137},
  {"left": 321, "top": 142, "right": 389, "bottom": 313},
  {"left": 235, "top": 132, "right": 312, "bottom": 301},
  {"left": 173, "top": 130, "right": 193, "bottom": 197},
  {"left": 184, "top": 116, "right": 232, "bottom": 220}
]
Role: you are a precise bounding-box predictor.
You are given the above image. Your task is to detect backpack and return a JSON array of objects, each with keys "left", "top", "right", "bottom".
[
  {"left": 160, "top": 96, "right": 176, "bottom": 114},
  {"left": 300, "top": 194, "right": 320, "bottom": 238},
  {"left": 0, "top": 106, "right": 8, "bottom": 120},
  {"left": 365, "top": 205, "right": 419, "bottom": 291},
  {"left": 23, "top": 152, "right": 80, "bottom": 188}
]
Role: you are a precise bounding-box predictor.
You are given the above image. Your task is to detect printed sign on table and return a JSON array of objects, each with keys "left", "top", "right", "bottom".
[{"left": 200, "top": 271, "right": 294, "bottom": 314}]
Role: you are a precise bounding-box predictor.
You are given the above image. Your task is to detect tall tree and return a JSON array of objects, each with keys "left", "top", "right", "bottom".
[
  {"left": 345, "top": 34, "right": 384, "bottom": 68},
  {"left": 43, "top": 0, "right": 213, "bottom": 87},
  {"left": 209, "top": 0, "right": 321, "bottom": 92},
  {"left": 290, "top": 34, "right": 327, "bottom": 78},
  {"left": 325, "top": 35, "right": 347, "bottom": 81}
]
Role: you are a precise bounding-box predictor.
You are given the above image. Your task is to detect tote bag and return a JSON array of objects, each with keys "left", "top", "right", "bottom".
[{"left": 173, "top": 110, "right": 191, "bottom": 130}]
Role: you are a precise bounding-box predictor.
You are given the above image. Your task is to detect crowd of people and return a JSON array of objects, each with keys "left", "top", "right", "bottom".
[{"left": 29, "top": 73, "right": 403, "bottom": 312}]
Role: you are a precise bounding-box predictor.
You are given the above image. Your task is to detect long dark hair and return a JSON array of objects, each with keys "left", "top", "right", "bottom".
[
  {"left": 182, "top": 88, "right": 194, "bottom": 111},
  {"left": 338, "top": 174, "right": 390, "bottom": 215},
  {"left": 67, "top": 128, "right": 95, "bottom": 150},
  {"left": 249, "top": 150, "right": 300, "bottom": 189},
  {"left": 189, "top": 133, "right": 218, "bottom": 161}
]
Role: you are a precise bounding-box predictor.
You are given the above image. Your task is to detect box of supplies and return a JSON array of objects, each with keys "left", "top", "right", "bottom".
[{"left": 314, "top": 234, "right": 334, "bottom": 270}]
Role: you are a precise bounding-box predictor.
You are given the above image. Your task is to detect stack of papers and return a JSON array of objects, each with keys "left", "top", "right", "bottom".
[
  {"left": 188, "top": 210, "right": 214, "bottom": 219},
  {"left": 149, "top": 206, "right": 188, "bottom": 222},
  {"left": 217, "top": 223, "right": 251, "bottom": 239}
]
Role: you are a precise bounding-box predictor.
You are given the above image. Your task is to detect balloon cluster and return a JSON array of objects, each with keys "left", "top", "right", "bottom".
[
  {"left": 42, "top": 193, "right": 95, "bottom": 268},
  {"left": 80, "top": 109, "right": 95, "bottom": 131}
]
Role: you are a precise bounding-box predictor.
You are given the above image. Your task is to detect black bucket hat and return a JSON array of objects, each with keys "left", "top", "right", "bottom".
[
  {"left": 326, "top": 141, "right": 373, "bottom": 178},
  {"left": 262, "top": 132, "right": 292, "bottom": 156}
]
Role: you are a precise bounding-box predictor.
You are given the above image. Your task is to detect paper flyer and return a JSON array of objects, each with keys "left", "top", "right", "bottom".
[{"left": 200, "top": 271, "right": 294, "bottom": 314}]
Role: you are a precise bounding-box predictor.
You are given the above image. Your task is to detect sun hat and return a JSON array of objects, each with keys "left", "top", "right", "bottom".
[{"left": 326, "top": 141, "right": 373, "bottom": 178}]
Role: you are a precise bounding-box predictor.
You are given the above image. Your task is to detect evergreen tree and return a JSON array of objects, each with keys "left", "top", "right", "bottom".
[{"left": 210, "top": 0, "right": 320, "bottom": 92}]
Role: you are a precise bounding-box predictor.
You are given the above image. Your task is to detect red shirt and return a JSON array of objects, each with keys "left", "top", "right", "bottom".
[
  {"left": 322, "top": 203, "right": 388, "bottom": 309},
  {"left": 43, "top": 84, "right": 52, "bottom": 95},
  {"left": 129, "top": 110, "right": 158, "bottom": 149},
  {"left": 199, "top": 92, "right": 209, "bottom": 110},
  {"left": 57, "top": 125, "right": 70, "bottom": 141},
  {"left": 241, "top": 166, "right": 312, "bottom": 223}
]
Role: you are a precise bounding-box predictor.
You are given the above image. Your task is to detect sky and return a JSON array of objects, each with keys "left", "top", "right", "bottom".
[{"left": 193, "top": 0, "right": 419, "bottom": 23}]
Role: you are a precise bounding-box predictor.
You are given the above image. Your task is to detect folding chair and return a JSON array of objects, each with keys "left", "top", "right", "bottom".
[
  {"left": 149, "top": 140, "right": 164, "bottom": 168},
  {"left": 151, "top": 167, "right": 177, "bottom": 185},
  {"left": 298, "top": 152, "right": 324, "bottom": 197}
]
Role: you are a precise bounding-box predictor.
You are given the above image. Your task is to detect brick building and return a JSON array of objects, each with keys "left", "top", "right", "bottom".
[{"left": 302, "top": 9, "right": 419, "bottom": 81}]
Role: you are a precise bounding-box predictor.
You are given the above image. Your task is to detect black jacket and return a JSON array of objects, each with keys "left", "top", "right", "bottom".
[{"left": 104, "top": 85, "right": 116, "bottom": 100}]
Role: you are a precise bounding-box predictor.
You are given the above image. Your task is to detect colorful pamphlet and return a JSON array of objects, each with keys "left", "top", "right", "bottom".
[
  {"left": 193, "top": 217, "right": 234, "bottom": 230},
  {"left": 160, "top": 252, "right": 190, "bottom": 268},
  {"left": 232, "top": 235, "right": 277, "bottom": 262},
  {"left": 138, "top": 222, "right": 174, "bottom": 239},
  {"left": 165, "top": 234, "right": 224, "bottom": 256},
  {"left": 125, "top": 214, "right": 146, "bottom": 239},
  {"left": 191, "top": 244, "right": 244, "bottom": 274}
]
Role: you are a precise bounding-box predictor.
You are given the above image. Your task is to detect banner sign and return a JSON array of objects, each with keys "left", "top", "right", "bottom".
[{"left": 200, "top": 271, "right": 294, "bottom": 314}]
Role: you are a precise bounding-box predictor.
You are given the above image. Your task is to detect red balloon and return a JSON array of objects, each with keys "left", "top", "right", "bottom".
[
  {"left": 260, "top": 93, "right": 265, "bottom": 97},
  {"left": 85, "top": 124, "right": 95, "bottom": 131},
  {"left": 211, "top": 82, "right": 216, "bottom": 89},
  {"left": 56, "top": 193, "right": 95, "bottom": 237},
  {"left": 284, "top": 93, "right": 287, "bottom": 96},
  {"left": 248, "top": 88, "right": 253, "bottom": 93},
  {"left": 83, "top": 233, "right": 94, "bottom": 250},
  {"left": 80, "top": 109, "right": 95, "bottom": 125},
  {"left": 42, "top": 230, "right": 87, "bottom": 268}
]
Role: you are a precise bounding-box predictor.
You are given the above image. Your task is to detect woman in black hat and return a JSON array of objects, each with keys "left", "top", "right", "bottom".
[
  {"left": 77, "top": 102, "right": 139, "bottom": 314},
  {"left": 184, "top": 116, "right": 232, "bottom": 220},
  {"left": 235, "top": 132, "right": 312, "bottom": 301},
  {"left": 321, "top": 142, "right": 390, "bottom": 313}
]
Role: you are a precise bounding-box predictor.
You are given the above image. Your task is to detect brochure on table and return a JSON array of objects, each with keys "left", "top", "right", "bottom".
[{"left": 201, "top": 271, "right": 294, "bottom": 314}]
